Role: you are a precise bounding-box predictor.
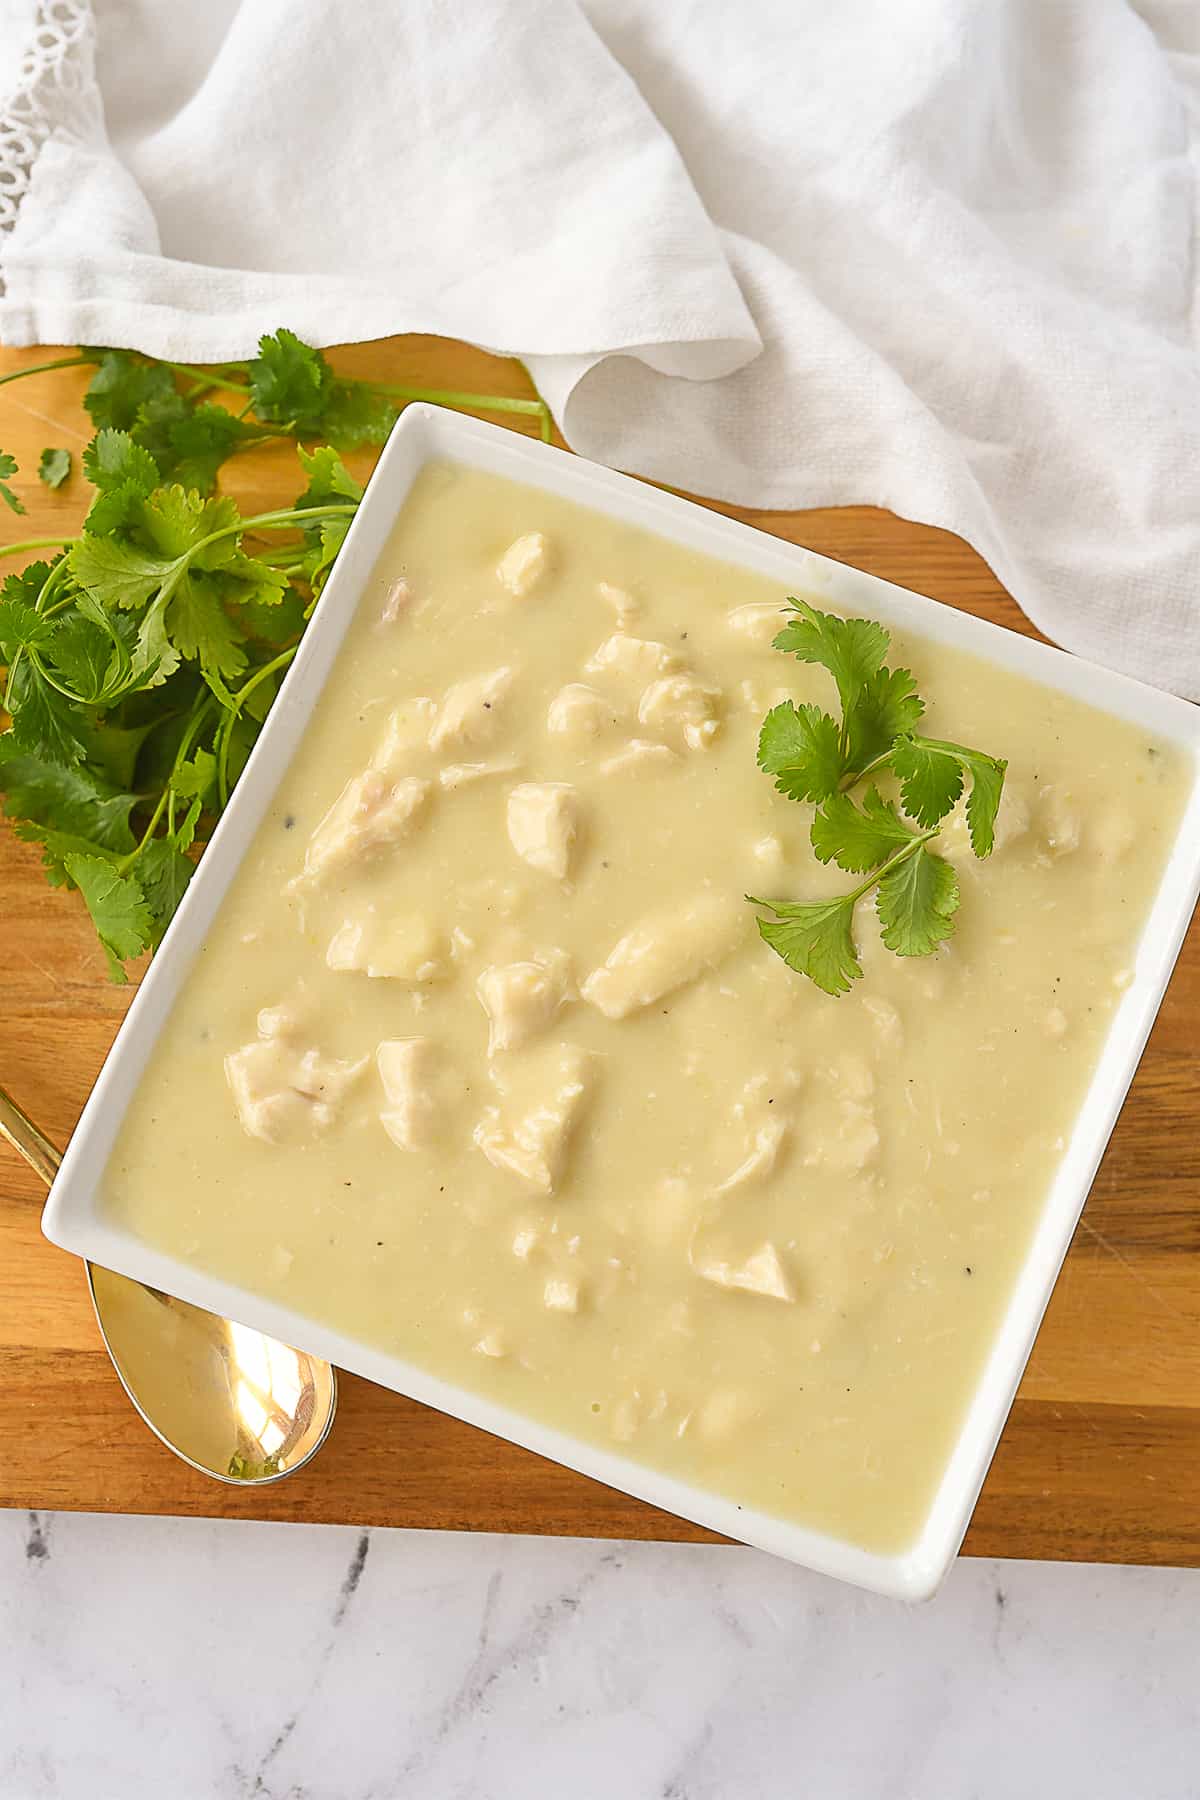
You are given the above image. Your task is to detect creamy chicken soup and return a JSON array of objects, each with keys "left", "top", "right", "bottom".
[{"left": 102, "top": 461, "right": 1189, "bottom": 1552}]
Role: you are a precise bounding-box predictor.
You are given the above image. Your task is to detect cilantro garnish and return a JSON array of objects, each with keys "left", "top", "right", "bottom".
[
  {"left": 0, "top": 331, "right": 553, "bottom": 979},
  {"left": 752, "top": 597, "right": 1007, "bottom": 994},
  {"left": 0, "top": 451, "right": 24, "bottom": 515},
  {"left": 38, "top": 448, "right": 71, "bottom": 490}
]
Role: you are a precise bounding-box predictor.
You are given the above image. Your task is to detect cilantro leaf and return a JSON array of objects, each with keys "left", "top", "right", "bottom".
[
  {"left": 70, "top": 535, "right": 175, "bottom": 611},
  {"left": 0, "top": 745, "right": 138, "bottom": 850},
  {"left": 212, "top": 551, "right": 290, "bottom": 610},
  {"left": 962, "top": 749, "right": 1007, "bottom": 857},
  {"left": 773, "top": 598, "right": 889, "bottom": 711},
  {"left": 249, "top": 330, "right": 332, "bottom": 430},
  {"left": 845, "top": 665, "right": 924, "bottom": 774},
  {"left": 13, "top": 821, "right": 121, "bottom": 887},
  {"left": 125, "top": 387, "right": 190, "bottom": 470},
  {"left": 237, "top": 584, "right": 308, "bottom": 645},
  {"left": 320, "top": 381, "right": 398, "bottom": 451},
  {"left": 0, "top": 594, "right": 54, "bottom": 657},
  {"left": 138, "top": 487, "right": 241, "bottom": 566},
  {"left": 84, "top": 350, "right": 175, "bottom": 432},
  {"left": 0, "top": 449, "right": 25, "bottom": 514},
  {"left": 165, "top": 403, "right": 254, "bottom": 492},
  {"left": 294, "top": 443, "right": 363, "bottom": 509},
  {"left": 40, "top": 613, "right": 119, "bottom": 702},
  {"left": 1, "top": 559, "right": 58, "bottom": 613},
  {"left": 62, "top": 853, "right": 153, "bottom": 980},
  {"left": 811, "top": 788, "right": 918, "bottom": 873},
  {"left": 891, "top": 736, "right": 966, "bottom": 827},
  {"left": 83, "top": 428, "right": 161, "bottom": 496},
  {"left": 83, "top": 431, "right": 161, "bottom": 535},
  {"left": 38, "top": 447, "right": 71, "bottom": 489},
  {"left": 164, "top": 572, "right": 248, "bottom": 683},
  {"left": 3, "top": 660, "right": 91, "bottom": 765},
  {"left": 757, "top": 701, "right": 844, "bottom": 803},
  {"left": 876, "top": 843, "right": 959, "bottom": 957},
  {"left": 130, "top": 596, "right": 180, "bottom": 687},
  {"left": 138, "top": 832, "right": 196, "bottom": 942},
  {"left": 171, "top": 746, "right": 216, "bottom": 804},
  {"left": 750, "top": 894, "right": 862, "bottom": 996},
  {"left": 80, "top": 717, "right": 156, "bottom": 790},
  {"left": 302, "top": 518, "right": 350, "bottom": 596}
]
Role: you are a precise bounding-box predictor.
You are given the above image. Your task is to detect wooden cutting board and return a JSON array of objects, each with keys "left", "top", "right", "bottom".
[{"left": 2, "top": 338, "right": 1197, "bottom": 1563}]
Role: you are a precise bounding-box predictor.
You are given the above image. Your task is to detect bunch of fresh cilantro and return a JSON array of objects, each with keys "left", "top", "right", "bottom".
[
  {"left": 0, "top": 331, "right": 550, "bottom": 979},
  {"left": 751, "top": 598, "right": 1007, "bottom": 994}
]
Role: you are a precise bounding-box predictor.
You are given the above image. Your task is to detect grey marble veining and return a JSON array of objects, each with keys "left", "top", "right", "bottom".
[{"left": 2, "top": 1509, "right": 1197, "bottom": 1799}]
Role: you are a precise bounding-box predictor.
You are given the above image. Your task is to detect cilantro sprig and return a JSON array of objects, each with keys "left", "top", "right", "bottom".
[
  {"left": 751, "top": 598, "right": 1007, "bottom": 994},
  {"left": 0, "top": 331, "right": 552, "bottom": 979}
]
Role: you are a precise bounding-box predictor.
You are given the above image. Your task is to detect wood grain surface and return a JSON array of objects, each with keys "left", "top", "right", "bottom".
[{"left": 2, "top": 338, "right": 1197, "bottom": 1564}]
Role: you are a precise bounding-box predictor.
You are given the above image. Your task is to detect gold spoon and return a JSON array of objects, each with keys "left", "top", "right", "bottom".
[{"left": 0, "top": 1085, "right": 337, "bottom": 1484}]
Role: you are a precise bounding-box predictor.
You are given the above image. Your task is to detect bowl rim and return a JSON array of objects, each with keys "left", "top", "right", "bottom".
[{"left": 41, "top": 403, "right": 1200, "bottom": 1601}]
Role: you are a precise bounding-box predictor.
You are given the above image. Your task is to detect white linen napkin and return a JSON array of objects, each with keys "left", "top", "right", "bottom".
[{"left": 1, "top": 0, "right": 1197, "bottom": 698}]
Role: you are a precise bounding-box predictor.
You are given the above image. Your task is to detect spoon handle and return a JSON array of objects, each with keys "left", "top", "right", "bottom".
[{"left": 0, "top": 1085, "right": 61, "bottom": 1188}]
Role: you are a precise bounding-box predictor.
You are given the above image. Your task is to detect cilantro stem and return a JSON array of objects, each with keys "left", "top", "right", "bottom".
[
  {"left": 842, "top": 829, "right": 938, "bottom": 904},
  {"left": 0, "top": 354, "right": 96, "bottom": 389},
  {"left": 0, "top": 536, "right": 79, "bottom": 559},
  {"left": 156, "top": 361, "right": 252, "bottom": 397},
  {"left": 838, "top": 748, "right": 894, "bottom": 793},
  {"left": 368, "top": 382, "right": 549, "bottom": 423},
  {"left": 2, "top": 556, "right": 74, "bottom": 712},
  {"left": 152, "top": 502, "right": 359, "bottom": 610},
  {"left": 119, "top": 695, "right": 215, "bottom": 873},
  {"left": 215, "top": 646, "right": 298, "bottom": 808}
]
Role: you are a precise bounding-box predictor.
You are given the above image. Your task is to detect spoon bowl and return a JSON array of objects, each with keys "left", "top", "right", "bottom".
[{"left": 0, "top": 1085, "right": 337, "bottom": 1484}]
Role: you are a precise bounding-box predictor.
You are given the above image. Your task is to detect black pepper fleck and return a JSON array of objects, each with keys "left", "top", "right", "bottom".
[{"left": 283, "top": 815, "right": 296, "bottom": 830}]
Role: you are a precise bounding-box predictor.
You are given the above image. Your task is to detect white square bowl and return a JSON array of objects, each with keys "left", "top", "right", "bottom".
[{"left": 42, "top": 405, "right": 1200, "bottom": 1600}]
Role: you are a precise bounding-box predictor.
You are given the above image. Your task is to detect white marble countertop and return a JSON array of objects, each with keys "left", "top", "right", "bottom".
[{"left": 3, "top": 1510, "right": 1197, "bottom": 1799}]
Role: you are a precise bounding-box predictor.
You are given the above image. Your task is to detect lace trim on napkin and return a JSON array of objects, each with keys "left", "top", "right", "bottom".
[{"left": 0, "top": 0, "right": 102, "bottom": 237}]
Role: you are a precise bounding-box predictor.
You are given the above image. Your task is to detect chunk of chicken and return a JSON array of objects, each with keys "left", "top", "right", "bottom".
[
  {"left": 637, "top": 672, "right": 722, "bottom": 751},
  {"left": 326, "top": 912, "right": 449, "bottom": 982},
  {"left": 597, "top": 580, "right": 640, "bottom": 624},
  {"left": 546, "top": 683, "right": 619, "bottom": 744},
  {"left": 476, "top": 949, "right": 572, "bottom": 1054},
  {"left": 942, "top": 779, "right": 1030, "bottom": 864},
  {"left": 695, "top": 1242, "right": 794, "bottom": 1302},
  {"left": 725, "top": 602, "right": 787, "bottom": 645},
  {"left": 299, "top": 773, "right": 431, "bottom": 883},
  {"left": 428, "top": 666, "right": 516, "bottom": 754},
  {"left": 696, "top": 1387, "right": 763, "bottom": 1440},
  {"left": 374, "top": 697, "right": 438, "bottom": 760},
  {"left": 438, "top": 756, "right": 521, "bottom": 789},
  {"left": 1036, "top": 785, "right": 1081, "bottom": 858},
  {"left": 473, "top": 1043, "right": 591, "bottom": 1194},
  {"left": 584, "top": 634, "right": 679, "bottom": 684},
  {"left": 225, "top": 1027, "right": 366, "bottom": 1144},
  {"left": 377, "top": 1037, "right": 458, "bottom": 1151},
  {"left": 506, "top": 782, "right": 579, "bottom": 880},
  {"left": 495, "top": 532, "right": 550, "bottom": 597},
  {"left": 380, "top": 577, "right": 411, "bottom": 623},
  {"left": 597, "top": 739, "right": 678, "bottom": 776},
  {"left": 543, "top": 1276, "right": 581, "bottom": 1314},
  {"left": 581, "top": 894, "right": 741, "bottom": 1019},
  {"left": 712, "top": 1118, "right": 788, "bottom": 1195}
]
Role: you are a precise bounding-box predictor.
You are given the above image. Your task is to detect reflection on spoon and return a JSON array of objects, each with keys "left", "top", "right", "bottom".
[{"left": 0, "top": 1084, "right": 337, "bottom": 1484}]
